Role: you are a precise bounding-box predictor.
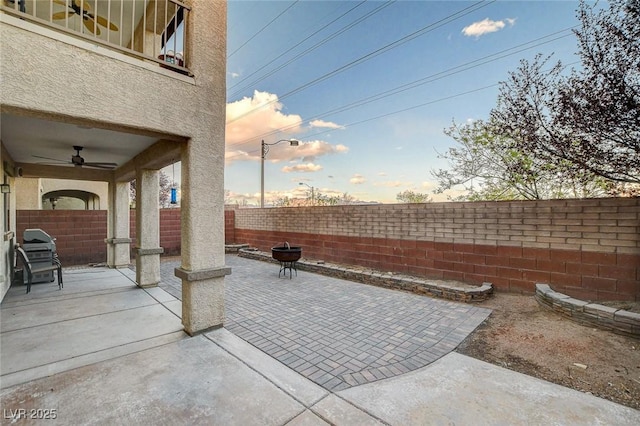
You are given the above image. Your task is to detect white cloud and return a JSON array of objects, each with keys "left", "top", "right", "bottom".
[
  {"left": 228, "top": 71, "right": 240, "bottom": 78},
  {"left": 462, "top": 18, "right": 515, "bottom": 38},
  {"left": 295, "top": 140, "right": 349, "bottom": 162},
  {"left": 374, "top": 180, "right": 413, "bottom": 188},
  {"left": 350, "top": 174, "right": 366, "bottom": 184},
  {"left": 420, "top": 181, "right": 436, "bottom": 191},
  {"left": 282, "top": 163, "right": 323, "bottom": 173},
  {"left": 226, "top": 91, "right": 302, "bottom": 161},
  {"left": 225, "top": 92, "right": 349, "bottom": 166},
  {"left": 224, "top": 149, "right": 251, "bottom": 162},
  {"left": 309, "top": 119, "right": 345, "bottom": 129}
]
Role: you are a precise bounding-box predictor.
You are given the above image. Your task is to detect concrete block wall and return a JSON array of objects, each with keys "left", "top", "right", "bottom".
[
  {"left": 234, "top": 198, "right": 640, "bottom": 301},
  {"left": 129, "top": 209, "right": 181, "bottom": 257},
  {"left": 16, "top": 210, "right": 107, "bottom": 266},
  {"left": 224, "top": 206, "right": 236, "bottom": 244},
  {"left": 16, "top": 209, "right": 183, "bottom": 266}
]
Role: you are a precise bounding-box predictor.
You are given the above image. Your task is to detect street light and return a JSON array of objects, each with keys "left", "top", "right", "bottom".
[
  {"left": 299, "top": 182, "right": 315, "bottom": 206},
  {"left": 261, "top": 139, "right": 299, "bottom": 208}
]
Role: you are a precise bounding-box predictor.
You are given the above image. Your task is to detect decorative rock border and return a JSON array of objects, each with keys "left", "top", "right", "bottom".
[
  {"left": 238, "top": 248, "right": 493, "bottom": 303},
  {"left": 535, "top": 284, "right": 640, "bottom": 338},
  {"left": 225, "top": 244, "right": 249, "bottom": 253}
]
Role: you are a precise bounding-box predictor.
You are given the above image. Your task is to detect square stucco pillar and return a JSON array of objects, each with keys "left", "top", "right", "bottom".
[
  {"left": 175, "top": 0, "right": 230, "bottom": 336},
  {"left": 106, "top": 181, "right": 131, "bottom": 268},
  {"left": 135, "top": 169, "right": 163, "bottom": 287},
  {"left": 176, "top": 140, "right": 230, "bottom": 336}
]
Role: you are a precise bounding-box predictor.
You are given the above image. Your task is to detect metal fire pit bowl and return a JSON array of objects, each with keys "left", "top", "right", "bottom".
[{"left": 271, "top": 243, "right": 302, "bottom": 278}]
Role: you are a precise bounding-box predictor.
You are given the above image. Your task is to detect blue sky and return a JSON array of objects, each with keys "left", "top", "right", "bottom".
[{"left": 222, "top": 0, "right": 587, "bottom": 205}]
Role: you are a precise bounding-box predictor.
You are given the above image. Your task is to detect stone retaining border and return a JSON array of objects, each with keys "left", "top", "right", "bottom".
[
  {"left": 535, "top": 284, "right": 640, "bottom": 338},
  {"left": 238, "top": 248, "right": 493, "bottom": 303},
  {"left": 225, "top": 244, "right": 249, "bottom": 253}
]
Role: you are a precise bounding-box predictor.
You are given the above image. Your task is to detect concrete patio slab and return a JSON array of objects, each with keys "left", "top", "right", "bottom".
[
  {"left": 1, "top": 336, "right": 307, "bottom": 425},
  {"left": 1, "top": 331, "right": 187, "bottom": 390},
  {"left": 1, "top": 267, "right": 184, "bottom": 389},
  {"left": 286, "top": 410, "right": 329, "bottom": 425},
  {"left": 310, "top": 394, "right": 385, "bottom": 425},
  {"left": 206, "top": 328, "right": 328, "bottom": 407},
  {"left": 336, "top": 352, "right": 640, "bottom": 425},
  {"left": 2, "top": 267, "right": 136, "bottom": 307},
  {"left": 1, "top": 304, "right": 182, "bottom": 376},
  {"left": 1, "top": 287, "right": 156, "bottom": 331}
]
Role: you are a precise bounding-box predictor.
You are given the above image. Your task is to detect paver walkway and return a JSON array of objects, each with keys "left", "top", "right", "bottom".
[{"left": 158, "top": 255, "right": 491, "bottom": 392}]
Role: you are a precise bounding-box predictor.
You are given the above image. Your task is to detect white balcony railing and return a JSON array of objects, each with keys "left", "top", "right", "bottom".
[{"left": 1, "top": 0, "right": 191, "bottom": 75}]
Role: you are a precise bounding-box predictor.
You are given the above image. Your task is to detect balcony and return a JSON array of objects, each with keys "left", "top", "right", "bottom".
[{"left": 1, "top": 0, "right": 191, "bottom": 75}]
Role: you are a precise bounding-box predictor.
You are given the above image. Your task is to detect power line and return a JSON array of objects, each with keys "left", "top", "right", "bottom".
[
  {"left": 225, "top": 28, "right": 576, "bottom": 160},
  {"left": 228, "top": 0, "right": 300, "bottom": 59},
  {"left": 226, "top": 0, "right": 494, "bottom": 125},
  {"left": 303, "top": 61, "right": 577, "bottom": 141},
  {"left": 228, "top": 1, "right": 396, "bottom": 99},
  {"left": 228, "top": 0, "right": 370, "bottom": 93}
]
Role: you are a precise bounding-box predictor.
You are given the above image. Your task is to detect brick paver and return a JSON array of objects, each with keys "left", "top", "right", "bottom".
[{"left": 156, "top": 255, "right": 491, "bottom": 392}]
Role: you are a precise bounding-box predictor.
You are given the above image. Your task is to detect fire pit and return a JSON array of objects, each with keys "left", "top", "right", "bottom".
[{"left": 271, "top": 242, "right": 302, "bottom": 278}]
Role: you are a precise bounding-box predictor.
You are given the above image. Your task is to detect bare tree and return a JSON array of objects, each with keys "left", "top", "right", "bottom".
[
  {"left": 432, "top": 119, "right": 611, "bottom": 200},
  {"left": 491, "top": 0, "right": 639, "bottom": 184},
  {"left": 129, "top": 170, "right": 173, "bottom": 207},
  {"left": 396, "top": 190, "right": 432, "bottom": 203}
]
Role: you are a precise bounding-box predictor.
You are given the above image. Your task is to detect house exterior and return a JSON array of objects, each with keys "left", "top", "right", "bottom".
[
  {"left": 1, "top": 0, "right": 229, "bottom": 335},
  {"left": 16, "top": 178, "right": 108, "bottom": 210}
]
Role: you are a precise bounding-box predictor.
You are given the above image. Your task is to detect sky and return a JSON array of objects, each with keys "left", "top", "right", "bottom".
[{"left": 221, "top": 0, "right": 588, "bottom": 206}]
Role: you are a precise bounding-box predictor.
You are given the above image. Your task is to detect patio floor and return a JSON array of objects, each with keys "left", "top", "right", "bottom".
[
  {"left": 0, "top": 267, "right": 185, "bottom": 389},
  {"left": 160, "top": 255, "right": 491, "bottom": 392},
  {"left": 2, "top": 256, "right": 639, "bottom": 424}
]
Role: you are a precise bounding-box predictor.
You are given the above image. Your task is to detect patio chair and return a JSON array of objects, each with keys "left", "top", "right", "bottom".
[{"left": 15, "top": 245, "right": 63, "bottom": 294}]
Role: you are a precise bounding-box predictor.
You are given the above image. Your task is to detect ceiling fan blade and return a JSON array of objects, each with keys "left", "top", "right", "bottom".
[
  {"left": 32, "top": 155, "right": 69, "bottom": 163},
  {"left": 83, "top": 163, "right": 117, "bottom": 170},
  {"left": 82, "top": 17, "right": 99, "bottom": 35},
  {"left": 36, "top": 162, "right": 73, "bottom": 167},
  {"left": 76, "top": 0, "right": 92, "bottom": 11},
  {"left": 52, "top": 0, "right": 68, "bottom": 7},
  {"left": 94, "top": 14, "right": 118, "bottom": 31},
  {"left": 52, "top": 11, "right": 74, "bottom": 20}
]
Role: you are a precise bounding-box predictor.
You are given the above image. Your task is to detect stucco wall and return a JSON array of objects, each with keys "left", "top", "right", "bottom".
[
  {"left": 233, "top": 199, "right": 640, "bottom": 301},
  {"left": 42, "top": 179, "right": 108, "bottom": 209},
  {"left": 0, "top": 13, "right": 205, "bottom": 139},
  {"left": 0, "top": 159, "right": 17, "bottom": 300},
  {"left": 14, "top": 178, "right": 42, "bottom": 210}
]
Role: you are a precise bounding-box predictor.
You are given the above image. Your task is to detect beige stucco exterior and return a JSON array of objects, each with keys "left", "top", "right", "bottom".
[
  {"left": 15, "top": 178, "right": 108, "bottom": 210},
  {"left": 14, "top": 178, "right": 42, "bottom": 210},
  {"left": 0, "top": 155, "right": 17, "bottom": 300},
  {"left": 1, "top": 0, "right": 229, "bottom": 334}
]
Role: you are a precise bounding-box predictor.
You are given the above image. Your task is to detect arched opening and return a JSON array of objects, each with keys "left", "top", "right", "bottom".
[{"left": 42, "top": 190, "right": 101, "bottom": 210}]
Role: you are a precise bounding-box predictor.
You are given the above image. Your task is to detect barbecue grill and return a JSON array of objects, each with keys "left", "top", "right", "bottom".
[{"left": 23, "top": 229, "right": 58, "bottom": 284}]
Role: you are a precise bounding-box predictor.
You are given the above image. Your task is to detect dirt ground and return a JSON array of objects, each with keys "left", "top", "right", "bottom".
[{"left": 456, "top": 293, "right": 640, "bottom": 410}]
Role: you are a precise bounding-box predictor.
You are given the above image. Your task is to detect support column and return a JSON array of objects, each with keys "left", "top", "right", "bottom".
[
  {"left": 135, "top": 169, "right": 163, "bottom": 288},
  {"left": 176, "top": 0, "right": 230, "bottom": 335},
  {"left": 176, "top": 141, "right": 230, "bottom": 336},
  {"left": 106, "top": 180, "right": 131, "bottom": 268}
]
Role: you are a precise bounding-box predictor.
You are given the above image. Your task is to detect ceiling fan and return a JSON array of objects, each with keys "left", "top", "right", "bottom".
[
  {"left": 34, "top": 146, "right": 118, "bottom": 170},
  {"left": 52, "top": 0, "right": 119, "bottom": 36}
]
